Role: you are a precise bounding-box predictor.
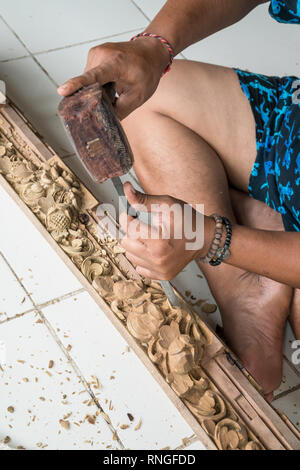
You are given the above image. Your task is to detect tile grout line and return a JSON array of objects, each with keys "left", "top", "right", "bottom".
[
  {"left": 0, "top": 251, "right": 125, "bottom": 449},
  {"left": 283, "top": 354, "right": 300, "bottom": 379},
  {"left": 0, "top": 287, "right": 86, "bottom": 326},
  {"left": 0, "top": 27, "right": 144, "bottom": 64},
  {"left": 130, "top": 0, "right": 152, "bottom": 22},
  {"left": 273, "top": 383, "right": 300, "bottom": 401},
  {"left": 129, "top": 0, "right": 187, "bottom": 59},
  {"left": 0, "top": 14, "right": 58, "bottom": 87}
]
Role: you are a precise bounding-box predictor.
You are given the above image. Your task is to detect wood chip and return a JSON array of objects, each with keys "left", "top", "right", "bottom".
[
  {"left": 120, "top": 424, "right": 129, "bottom": 430},
  {"left": 182, "top": 437, "right": 190, "bottom": 446},
  {"left": 7, "top": 406, "right": 14, "bottom": 413},
  {"left": 134, "top": 419, "right": 142, "bottom": 431},
  {"left": 66, "top": 344, "right": 72, "bottom": 351},
  {"left": 201, "top": 303, "right": 217, "bottom": 314},
  {"left": 59, "top": 419, "right": 70, "bottom": 430},
  {"left": 48, "top": 360, "right": 54, "bottom": 369},
  {"left": 86, "top": 414, "right": 96, "bottom": 425},
  {"left": 112, "top": 430, "right": 118, "bottom": 441},
  {"left": 3, "top": 436, "right": 10, "bottom": 444},
  {"left": 127, "top": 413, "right": 134, "bottom": 422}
]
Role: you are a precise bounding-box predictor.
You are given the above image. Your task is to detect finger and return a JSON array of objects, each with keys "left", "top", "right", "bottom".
[
  {"left": 120, "top": 212, "right": 154, "bottom": 240},
  {"left": 114, "top": 89, "right": 141, "bottom": 121},
  {"left": 57, "top": 66, "right": 114, "bottom": 96},
  {"left": 123, "top": 182, "right": 170, "bottom": 219},
  {"left": 136, "top": 266, "right": 166, "bottom": 280},
  {"left": 124, "top": 252, "right": 155, "bottom": 271},
  {"left": 121, "top": 237, "right": 146, "bottom": 257}
]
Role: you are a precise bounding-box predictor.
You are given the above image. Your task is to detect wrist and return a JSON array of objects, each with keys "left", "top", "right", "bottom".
[
  {"left": 197, "top": 215, "right": 216, "bottom": 259},
  {"left": 132, "top": 33, "right": 174, "bottom": 73}
]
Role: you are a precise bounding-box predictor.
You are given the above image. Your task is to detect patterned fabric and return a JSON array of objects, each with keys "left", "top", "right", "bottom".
[
  {"left": 269, "top": 0, "right": 300, "bottom": 23},
  {"left": 236, "top": 70, "right": 300, "bottom": 231}
]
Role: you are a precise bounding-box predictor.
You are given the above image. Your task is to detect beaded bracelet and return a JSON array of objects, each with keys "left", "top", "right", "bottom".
[
  {"left": 130, "top": 32, "right": 175, "bottom": 74},
  {"left": 210, "top": 217, "right": 232, "bottom": 266},
  {"left": 197, "top": 214, "right": 224, "bottom": 264}
]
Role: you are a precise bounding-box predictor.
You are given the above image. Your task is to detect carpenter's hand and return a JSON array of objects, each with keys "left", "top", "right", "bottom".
[
  {"left": 120, "top": 182, "right": 210, "bottom": 280},
  {"left": 57, "top": 39, "right": 170, "bottom": 120}
]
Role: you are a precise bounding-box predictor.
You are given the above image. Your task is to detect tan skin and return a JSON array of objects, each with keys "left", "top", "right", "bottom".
[{"left": 58, "top": 0, "right": 299, "bottom": 399}]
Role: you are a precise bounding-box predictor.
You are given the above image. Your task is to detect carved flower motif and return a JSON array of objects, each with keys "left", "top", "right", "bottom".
[
  {"left": 92, "top": 276, "right": 115, "bottom": 298},
  {"left": 46, "top": 204, "right": 72, "bottom": 232},
  {"left": 127, "top": 301, "right": 165, "bottom": 343},
  {"left": 21, "top": 181, "right": 46, "bottom": 205},
  {"left": 185, "top": 389, "right": 226, "bottom": 422},
  {"left": 81, "top": 254, "right": 112, "bottom": 282},
  {"left": 0, "top": 156, "right": 13, "bottom": 175},
  {"left": 60, "top": 237, "right": 94, "bottom": 261},
  {"left": 214, "top": 418, "right": 249, "bottom": 450},
  {"left": 38, "top": 194, "right": 55, "bottom": 216},
  {"left": 158, "top": 321, "right": 199, "bottom": 375},
  {"left": 113, "top": 280, "right": 144, "bottom": 301}
]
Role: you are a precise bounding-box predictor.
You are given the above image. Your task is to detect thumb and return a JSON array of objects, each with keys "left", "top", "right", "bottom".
[
  {"left": 123, "top": 182, "right": 166, "bottom": 213},
  {"left": 57, "top": 66, "right": 113, "bottom": 96}
]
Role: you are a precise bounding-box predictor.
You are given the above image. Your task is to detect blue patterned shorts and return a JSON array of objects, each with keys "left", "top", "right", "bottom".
[{"left": 236, "top": 70, "right": 300, "bottom": 232}]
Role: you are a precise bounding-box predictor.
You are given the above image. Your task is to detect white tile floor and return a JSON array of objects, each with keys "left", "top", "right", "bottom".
[{"left": 0, "top": 0, "right": 299, "bottom": 450}]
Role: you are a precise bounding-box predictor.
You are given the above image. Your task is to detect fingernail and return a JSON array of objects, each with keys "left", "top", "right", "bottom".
[{"left": 58, "top": 83, "right": 68, "bottom": 91}]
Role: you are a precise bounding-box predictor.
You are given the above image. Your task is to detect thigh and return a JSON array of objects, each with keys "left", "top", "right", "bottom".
[{"left": 130, "top": 59, "right": 258, "bottom": 193}]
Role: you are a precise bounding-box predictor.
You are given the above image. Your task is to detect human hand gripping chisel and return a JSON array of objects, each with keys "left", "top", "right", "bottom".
[{"left": 58, "top": 83, "right": 180, "bottom": 307}]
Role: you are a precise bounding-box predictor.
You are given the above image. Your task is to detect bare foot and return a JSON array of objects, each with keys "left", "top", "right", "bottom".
[
  {"left": 231, "top": 188, "right": 299, "bottom": 340},
  {"left": 201, "top": 263, "right": 292, "bottom": 399},
  {"left": 198, "top": 190, "right": 293, "bottom": 399}
]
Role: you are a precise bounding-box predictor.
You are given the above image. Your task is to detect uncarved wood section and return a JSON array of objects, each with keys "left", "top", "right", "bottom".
[
  {"left": 1, "top": 104, "right": 55, "bottom": 162},
  {"left": 205, "top": 358, "right": 285, "bottom": 450},
  {"left": 216, "top": 355, "right": 300, "bottom": 450}
]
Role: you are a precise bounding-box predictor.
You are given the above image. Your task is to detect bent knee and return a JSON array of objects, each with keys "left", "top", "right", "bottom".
[{"left": 124, "top": 59, "right": 202, "bottom": 123}]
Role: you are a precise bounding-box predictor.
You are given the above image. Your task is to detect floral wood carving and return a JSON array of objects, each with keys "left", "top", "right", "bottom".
[{"left": 0, "top": 130, "right": 263, "bottom": 450}]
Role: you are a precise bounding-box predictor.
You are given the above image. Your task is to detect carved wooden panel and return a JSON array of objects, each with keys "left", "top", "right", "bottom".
[{"left": 0, "top": 102, "right": 299, "bottom": 450}]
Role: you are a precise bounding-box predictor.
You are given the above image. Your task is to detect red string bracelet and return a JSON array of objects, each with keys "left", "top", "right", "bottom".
[{"left": 130, "top": 32, "right": 175, "bottom": 75}]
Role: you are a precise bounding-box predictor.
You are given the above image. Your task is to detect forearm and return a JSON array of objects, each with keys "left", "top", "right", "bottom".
[
  {"left": 204, "top": 217, "right": 300, "bottom": 288},
  {"left": 145, "top": 0, "right": 267, "bottom": 54}
]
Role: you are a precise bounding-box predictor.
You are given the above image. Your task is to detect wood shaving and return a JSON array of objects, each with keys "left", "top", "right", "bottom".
[
  {"left": 134, "top": 419, "right": 142, "bottom": 431},
  {"left": 59, "top": 419, "right": 70, "bottom": 430},
  {"left": 86, "top": 414, "right": 96, "bottom": 425},
  {"left": 201, "top": 303, "right": 217, "bottom": 314},
  {"left": 182, "top": 437, "right": 190, "bottom": 446}
]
